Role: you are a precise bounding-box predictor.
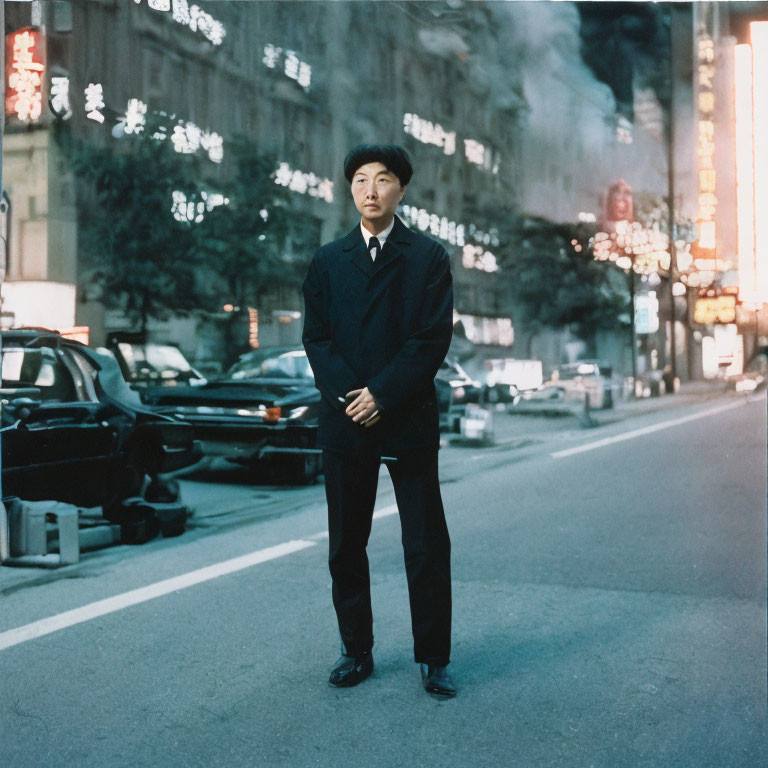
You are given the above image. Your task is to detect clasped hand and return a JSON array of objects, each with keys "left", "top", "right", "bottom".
[{"left": 345, "top": 387, "right": 381, "bottom": 428}]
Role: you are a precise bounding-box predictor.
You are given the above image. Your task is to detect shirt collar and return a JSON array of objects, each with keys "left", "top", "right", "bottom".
[{"left": 360, "top": 217, "right": 395, "bottom": 249}]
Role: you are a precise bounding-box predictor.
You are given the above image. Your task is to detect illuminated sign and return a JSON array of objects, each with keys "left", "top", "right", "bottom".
[
  {"left": 122, "top": 98, "right": 147, "bottom": 134},
  {"left": 84, "top": 82, "right": 105, "bottom": 123},
  {"left": 734, "top": 25, "right": 768, "bottom": 306},
  {"left": 248, "top": 308, "right": 259, "bottom": 349},
  {"left": 138, "top": 106, "right": 223, "bottom": 163},
  {"left": 171, "top": 190, "right": 229, "bottom": 223},
  {"left": 634, "top": 292, "right": 659, "bottom": 334},
  {"left": 403, "top": 113, "right": 456, "bottom": 155},
  {"left": 694, "top": 7, "right": 718, "bottom": 264},
  {"left": 263, "top": 45, "right": 311, "bottom": 89},
  {"left": 461, "top": 244, "right": 498, "bottom": 273},
  {"left": 399, "top": 204, "right": 499, "bottom": 272},
  {"left": 605, "top": 179, "right": 633, "bottom": 226},
  {"left": 463, "top": 139, "right": 499, "bottom": 174},
  {"left": 49, "top": 75, "right": 72, "bottom": 119},
  {"left": 273, "top": 162, "right": 333, "bottom": 203},
  {"left": 133, "top": 0, "right": 226, "bottom": 46},
  {"left": 5, "top": 27, "right": 45, "bottom": 123},
  {"left": 591, "top": 221, "right": 670, "bottom": 276},
  {"left": 694, "top": 295, "right": 736, "bottom": 324}
]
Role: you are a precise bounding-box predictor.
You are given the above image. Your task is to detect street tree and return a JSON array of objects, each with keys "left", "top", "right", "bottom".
[
  {"left": 196, "top": 138, "right": 315, "bottom": 364},
  {"left": 55, "top": 120, "right": 203, "bottom": 335},
  {"left": 508, "top": 217, "right": 629, "bottom": 355}
]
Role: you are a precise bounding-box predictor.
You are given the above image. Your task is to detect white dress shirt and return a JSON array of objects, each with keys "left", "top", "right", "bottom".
[{"left": 360, "top": 218, "right": 395, "bottom": 261}]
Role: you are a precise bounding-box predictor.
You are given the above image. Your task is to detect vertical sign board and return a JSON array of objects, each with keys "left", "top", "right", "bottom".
[
  {"left": 693, "top": 5, "right": 718, "bottom": 271},
  {"left": 5, "top": 27, "right": 45, "bottom": 124},
  {"left": 751, "top": 22, "right": 768, "bottom": 305},
  {"left": 734, "top": 42, "right": 757, "bottom": 304},
  {"left": 635, "top": 293, "right": 660, "bottom": 335}
]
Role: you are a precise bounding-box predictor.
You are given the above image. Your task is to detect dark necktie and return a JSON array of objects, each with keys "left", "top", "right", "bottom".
[{"left": 369, "top": 236, "right": 381, "bottom": 262}]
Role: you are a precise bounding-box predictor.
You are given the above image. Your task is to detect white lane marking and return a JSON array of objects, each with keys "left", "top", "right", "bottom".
[
  {"left": 373, "top": 504, "right": 399, "bottom": 520},
  {"left": 550, "top": 399, "right": 747, "bottom": 459},
  {"left": 0, "top": 539, "right": 316, "bottom": 652},
  {"left": 305, "top": 503, "right": 399, "bottom": 543}
]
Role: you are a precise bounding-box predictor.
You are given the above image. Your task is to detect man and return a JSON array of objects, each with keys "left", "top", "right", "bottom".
[{"left": 302, "top": 144, "right": 456, "bottom": 697}]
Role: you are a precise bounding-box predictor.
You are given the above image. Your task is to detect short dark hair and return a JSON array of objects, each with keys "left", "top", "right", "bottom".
[{"left": 343, "top": 144, "right": 413, "bottom": 186}]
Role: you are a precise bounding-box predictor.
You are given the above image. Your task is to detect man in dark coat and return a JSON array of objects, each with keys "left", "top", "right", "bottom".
[{"left": 302, "top": 144, "right": 456, "bottom": 697}]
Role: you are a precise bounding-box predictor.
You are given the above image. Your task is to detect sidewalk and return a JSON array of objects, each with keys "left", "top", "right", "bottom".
[{"left": 476, "top": 378, "right": 741, "bottom": 447}]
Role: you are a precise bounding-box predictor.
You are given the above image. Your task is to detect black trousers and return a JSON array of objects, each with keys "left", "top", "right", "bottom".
[{"left": 322, "top": 448, "right": 452, "bottom": 667}]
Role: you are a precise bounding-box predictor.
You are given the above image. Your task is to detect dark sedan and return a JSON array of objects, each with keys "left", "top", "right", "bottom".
[
  {"left": 1, "top": 329, "right": 202, "bottom": 523},
  {"left": 138, "top": 348, "right": 323, "bottom": 484}
]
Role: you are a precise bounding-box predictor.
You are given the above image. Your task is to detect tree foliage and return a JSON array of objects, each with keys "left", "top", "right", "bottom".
[
  {"left": 196, "top": 138, "right": 313, "bottom": 310},
  {"left": 56, "top": 124, "right": 311, "bottom": 345},
  {"left": 56, "top": 120, "right": 202, "bottom": 333},
  {"left": 507, "top": 217, "right": 630, "bottom": 345}
]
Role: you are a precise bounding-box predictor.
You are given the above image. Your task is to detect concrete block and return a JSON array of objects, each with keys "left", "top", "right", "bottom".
[{"left": 5, "top": 500, "right": 80, "bottom": 567}]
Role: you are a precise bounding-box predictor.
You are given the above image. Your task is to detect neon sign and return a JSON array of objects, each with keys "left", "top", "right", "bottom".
[
  {"left": 695, "top": 9, "right": 717, "bottom": 261},
  {"left": 273, "top": 162, "right": 333, "bottom": 203},
  {"left": 50, "top": 75, "right": 72, "bottom": 120},
  {"left": 403, "top": 113, "right": 456, "bottom": 156},
  {"left": 263, "top": 45, "right": 311, "bottom": 89},
  {"left": 84, "top": 83, "right": 105, "bottom": 123},
  {"left": 133, "top": 0, "right": 226, "bottom": 46},
  {"left": 5, "top": 27, "right": 45, "bottom": 123}
]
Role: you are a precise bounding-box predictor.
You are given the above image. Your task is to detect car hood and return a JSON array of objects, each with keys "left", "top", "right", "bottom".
[{"left": 138, "top": 378, "right": 320, "bottom": 408}]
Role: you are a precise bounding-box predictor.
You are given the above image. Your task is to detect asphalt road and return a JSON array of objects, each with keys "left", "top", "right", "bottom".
[{"left": 1, "top": 391, "right": 766, "bottom": 768}]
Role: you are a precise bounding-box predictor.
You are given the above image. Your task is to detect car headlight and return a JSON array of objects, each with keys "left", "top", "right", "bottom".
[
  {"left": 454, "top": 387, "right": 465, "bottom": 399},
  {"left": 288, "top": 406, "right": 309, "bottom": 419}
]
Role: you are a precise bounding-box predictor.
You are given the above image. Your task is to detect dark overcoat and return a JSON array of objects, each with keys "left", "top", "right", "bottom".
[{"left": 302, "top": 215, "right": 453, "bottom": 456}]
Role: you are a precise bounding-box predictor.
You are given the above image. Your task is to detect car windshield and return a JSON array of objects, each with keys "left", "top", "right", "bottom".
[
  {"left": 229, "top": 351, "right": 314, "bottom": 380},
  {"left": 118, "top": 343, "right": 193, "bottom": 374}
]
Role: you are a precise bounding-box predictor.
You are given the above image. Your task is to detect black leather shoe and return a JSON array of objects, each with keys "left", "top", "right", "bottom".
[
  {"left": 420, "top": 663, "right": 456, "bottom": 697},
  {"left": 329, "top": 651, "right": 374, "bottom": 687}
]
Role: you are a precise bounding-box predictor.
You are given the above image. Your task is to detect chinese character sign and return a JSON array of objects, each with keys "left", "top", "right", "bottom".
[
  {"left": 696, "top": 35, "right": 717, "bottom": 254},
  {"left": 5, "top": 27, "right": 45, "bottom": 123},
  {"left": 50, "top": 75, "right": 72, "bottom": 120}
]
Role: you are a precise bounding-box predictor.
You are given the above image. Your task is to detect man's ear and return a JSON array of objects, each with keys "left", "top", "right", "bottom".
[{"left": 399, "top": 185, "right": 408, "bottom": 202}]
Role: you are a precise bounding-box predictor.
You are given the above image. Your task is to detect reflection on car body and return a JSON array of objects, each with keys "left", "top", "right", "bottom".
[
  {"left": 108, "top": 338, "right": 207, "bottom": 387},
  {"left": 1, "top": 329, "right": 202, "bottom": 515},
  {"left": 138, "top": 346, "right": 323, "bottom": 484}
]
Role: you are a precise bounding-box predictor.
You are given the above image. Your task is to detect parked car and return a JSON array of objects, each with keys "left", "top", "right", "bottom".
[
  {"left": 138, "top": 347, "right": 323, "bottom": 484},
  {"left": 462, "top": 356, "right": 543, "bottom": 403},
  {"left": 436, "top": 357, "right": 482, "bottom": 432},
  {"left": 1, "top": 329, "right": 202, "bottom": 529},
  {"left": 107, "top": 333, "right": 207, "bottom": 388},
  {"left": 727, "top": 352, "right": 768, "bottom": 393},
  {"left": 550, "top": 360, "right": 614, "bottom": 409}
]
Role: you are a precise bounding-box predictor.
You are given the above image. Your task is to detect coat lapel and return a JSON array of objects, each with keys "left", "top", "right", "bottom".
[
  {"left": 342, "top": 216, "right": 414, "bottom": 280},
  {"left": 342, "top": 226, "right": 375, "bottom": 278}
]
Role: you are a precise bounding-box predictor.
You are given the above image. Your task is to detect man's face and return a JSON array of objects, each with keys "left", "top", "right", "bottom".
[{"left": 350, "top": 162, "right": 406, "bottom": 230}]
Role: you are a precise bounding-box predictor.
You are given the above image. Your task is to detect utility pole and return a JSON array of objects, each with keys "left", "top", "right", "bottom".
[
  {"left": 665, "top": 6, "right": 679, "bottom": 392},
  {"left": 0, "top": 0, "right": 7, "bottom": 557},
  {"left": 629, "top": 269, "right": 638, "bottom": 396}
]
